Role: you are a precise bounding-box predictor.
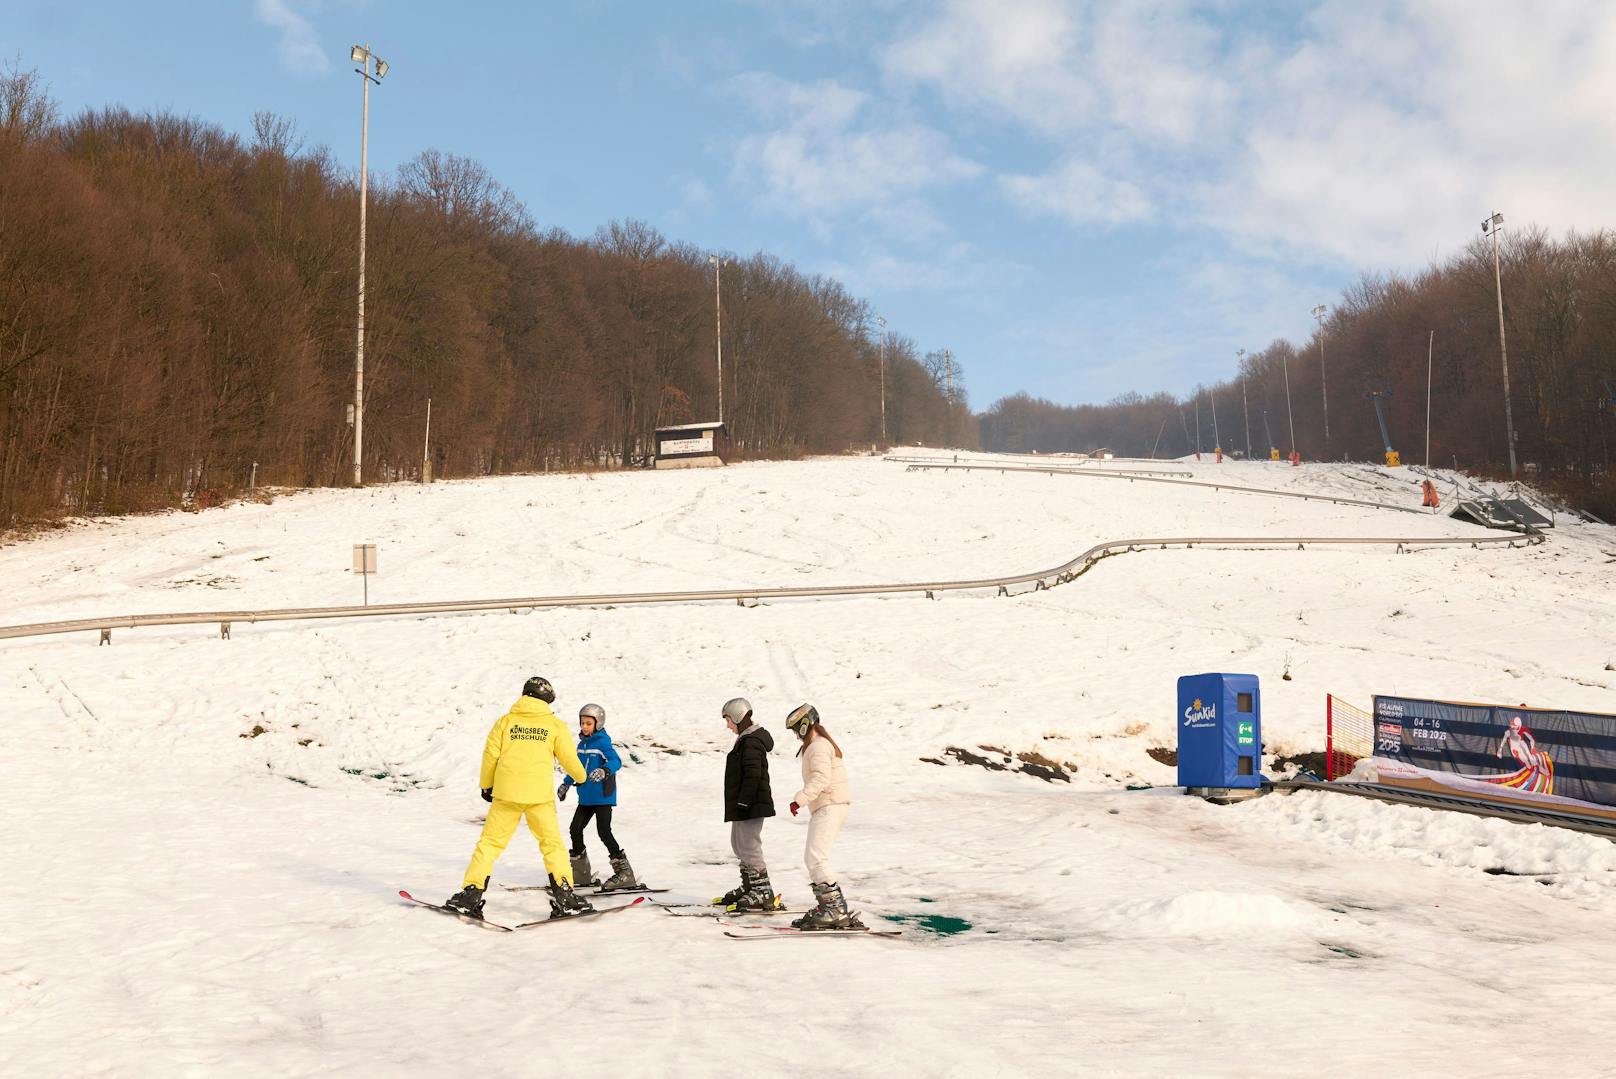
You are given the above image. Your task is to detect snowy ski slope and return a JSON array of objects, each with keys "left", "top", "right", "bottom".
[{"left": 3, "top": 453, "right": 1615, "bottom": 1076}]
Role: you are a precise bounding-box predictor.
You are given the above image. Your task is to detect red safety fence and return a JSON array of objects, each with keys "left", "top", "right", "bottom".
[{"left": 1325, "top": 694, "right": 1373, "bottom": 780}]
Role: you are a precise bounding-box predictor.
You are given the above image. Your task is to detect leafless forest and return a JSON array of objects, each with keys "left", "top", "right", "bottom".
[
  {"left": 0, "top": 64, "right": 973, "bottom": 533},
  {"left": 6, "top": 59, "right": 1612, "bottom": 533},
  {"left": 980, "top": 235, "right": 1616, "bottom": 518}
]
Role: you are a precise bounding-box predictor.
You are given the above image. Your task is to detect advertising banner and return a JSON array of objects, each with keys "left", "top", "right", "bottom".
[{"left": 1372, "top": 695, "right": 1616, "bottom": 813}]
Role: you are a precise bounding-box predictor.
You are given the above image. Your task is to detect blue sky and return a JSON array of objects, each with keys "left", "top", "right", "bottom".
[{"left": 9, "top": 1, "right": 1616, "bottom": 409}]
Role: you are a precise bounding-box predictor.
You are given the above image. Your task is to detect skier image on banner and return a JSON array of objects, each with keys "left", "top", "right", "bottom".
[
  {"left": 1489, "top": 714, "right": 1555, "bottom": 794},
  {"left": 783, "top": 703, "right": 864, "bottom": 931},
  {"left": 443, "top": 675, "right": 594, "bottom": 921},
  {"left": 713, "top": 697, "right": 784, "bottom": 912},
  {"left": 557, "top": 702, "right": 640, "bottom": 892}
]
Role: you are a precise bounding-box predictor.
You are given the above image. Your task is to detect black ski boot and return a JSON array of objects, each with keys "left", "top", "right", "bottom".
[
  {"left": 714, "top": 866, "right": 748, "bottom": 907},
  {"left": 599, "top": 851, "right": 639, "bottom": 892},
  {"left": 444, "top": 881, "right": 487, "bottom": 919},
  {"left": 548, "top": 873, "right": 595, "bottom": 919},
  {"left": 729, "top": 865, "right": 783, "bottom": 912},
  {"left": 570, "top": 849, "right": 600, "bottom": 889},
  {"left": 792, "top": 882, "right": 863, "bottom": 930}
]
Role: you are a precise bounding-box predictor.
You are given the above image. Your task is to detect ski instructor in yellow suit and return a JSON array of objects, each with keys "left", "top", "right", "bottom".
[{"left": 444, "top": 675, "right": 592, "bottom": 921}]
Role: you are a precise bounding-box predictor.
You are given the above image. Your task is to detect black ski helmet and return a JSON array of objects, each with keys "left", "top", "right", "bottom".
[
  {"left": 522, "top": 675, "right": 556, "bottom": 703},
  {"left": 785, "top": 703, "right": 820, "bottom": 737}
]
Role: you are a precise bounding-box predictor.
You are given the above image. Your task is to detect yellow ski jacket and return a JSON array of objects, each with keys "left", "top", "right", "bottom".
[{"left": 479, "top": 696, "right": 586, "bottom": 803}]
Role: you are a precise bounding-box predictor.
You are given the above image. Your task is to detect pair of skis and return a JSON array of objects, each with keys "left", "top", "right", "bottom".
[{"left": 399, "top": 890, "right": 646, "bottom": 931}]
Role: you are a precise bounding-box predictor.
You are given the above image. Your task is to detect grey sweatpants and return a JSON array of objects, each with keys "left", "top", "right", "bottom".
[{"left": 730, "top": 818, "right": 767, "bottom": 872}]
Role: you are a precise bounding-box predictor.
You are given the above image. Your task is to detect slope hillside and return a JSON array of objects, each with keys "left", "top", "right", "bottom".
[{"left": 4, "top": 453, "right": 1615, "bottom": 1075}]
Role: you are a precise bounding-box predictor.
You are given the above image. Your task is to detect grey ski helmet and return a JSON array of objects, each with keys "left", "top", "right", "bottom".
[
  {"left": 722, "top": 697, "right": 753, "bottom": 726},
  {"left": 785, "top": 703, "right": 820, "bottom": 737},
  {"left": 522, "top": 675, "right": 556, "bottom": 703},
  {"left": 579, "top": 702, "right": 605, "bottom": 729}
]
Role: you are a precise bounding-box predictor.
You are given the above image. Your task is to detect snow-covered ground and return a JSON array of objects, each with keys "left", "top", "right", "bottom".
[{"left": 4, "top": 453, "right": 1615, "bottom": 1075}]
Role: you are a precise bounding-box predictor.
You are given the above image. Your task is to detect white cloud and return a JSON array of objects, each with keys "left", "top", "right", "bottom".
[
  {"left": 255, "top": 0, "right": 330, "bottom": 75},
  {"left": 1000, "top": 159, "right": 1151, "bottom": 226},
  {"left": 882, "top": 0, "right": 1616, "bottom": 270},
  {"left": 729, "top": 73, "right": 982, "bottom": 223}
]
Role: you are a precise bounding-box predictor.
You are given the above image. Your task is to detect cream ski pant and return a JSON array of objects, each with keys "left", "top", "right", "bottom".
[{"left": 804, "top": 803, "right": 850, "bottom": 885}]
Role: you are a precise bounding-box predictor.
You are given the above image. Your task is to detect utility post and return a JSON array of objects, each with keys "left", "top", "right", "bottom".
[
  {"left": 350, "top": 44, "right": 388, "bottom": 487},
  {"left": 1482, "top": 212, "right": 1519, "bottom": 477},
  {"left": 944, "top": 349, "right": 954, "bottom": 447},
  {"left": 709, "top": 254, "right": 725, "bottom": 425},
  {"left": 1312, "top": 304, "right": 1329, "bottom": 459},
  {"left": 1237, "top": 349, "right": 1251, "bottom": 460},
  {"left": 878, "top": 315, "right": 887, "bottom": 444}
]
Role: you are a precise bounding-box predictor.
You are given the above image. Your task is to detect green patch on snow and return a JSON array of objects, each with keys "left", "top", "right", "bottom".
[{"left": 883, "top": 911, "right": 975, "bottom": 936}]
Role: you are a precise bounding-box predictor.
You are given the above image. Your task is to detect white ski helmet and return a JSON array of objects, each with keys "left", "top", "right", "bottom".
[
  {"left": 579, "top": 703, "right": 605, "bottom": 729},
  {"left": 722, "top": 697, "right": 753, "bottom": 725}
]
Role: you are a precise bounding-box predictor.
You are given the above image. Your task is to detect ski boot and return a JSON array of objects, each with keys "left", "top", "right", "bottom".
[
  {"left": 792, "top": 881, "right": 863, "bottom": 930},
  {"left": 728, "top": 865, "right": 784, "bottom": 912},
  {"left": 570, "top": 849, "right": 600, "bottom": 889},
  {"left": 714, "top": 866, "right": 748, "bottom": 907},
  {"left": 547, "top": 873, "right": 595, "bottom": 919},
  {"left": 444, "top": 881, "right": 487, "bottom": 919},
  {"left": 599, "top": 851, "right": 639, "bottom": 892}
]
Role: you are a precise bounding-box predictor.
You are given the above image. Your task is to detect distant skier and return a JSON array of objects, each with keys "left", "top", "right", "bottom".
[
  {"left": 784, "top": 703, "right": 863, "bottom": 930},
  {"left": 558, "top": 702, "right": 639, "bottom": 891},
  {"left": 715, "top": 697, "right": 782, "bottom": 911},
  {"left": 445, "top": 676, "right": 593, "bottom": 921}
]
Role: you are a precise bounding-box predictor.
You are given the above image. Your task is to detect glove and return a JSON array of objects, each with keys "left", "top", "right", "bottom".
[
  {"left": 588, "top": 768, "right": 607, "bottom": 783},
  {"left": 557, "top": 782, "right": 570, "bottom": 801},
  {"left": 790, "top": 801, "right": 800, "bottom": 817},
  {"left": 480, "top": 787, "right": 493, "bottom": 803}
]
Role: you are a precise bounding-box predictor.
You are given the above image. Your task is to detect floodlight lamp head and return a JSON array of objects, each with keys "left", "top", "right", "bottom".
[
  {"left": 351, "top": 45, "right": 365, "bottom": 62},
  {"left": 375, "top": 58, "right": 388, "bottom": 79}
]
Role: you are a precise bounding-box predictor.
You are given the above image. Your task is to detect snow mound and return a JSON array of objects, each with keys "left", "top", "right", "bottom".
[{"left": 1097, "top": 889, "right": 1335, "bottom": 939}]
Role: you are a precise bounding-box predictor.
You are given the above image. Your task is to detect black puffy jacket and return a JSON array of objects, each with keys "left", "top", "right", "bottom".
[{"left": 724, "top": 725, "right": 775, "bottom": 822}]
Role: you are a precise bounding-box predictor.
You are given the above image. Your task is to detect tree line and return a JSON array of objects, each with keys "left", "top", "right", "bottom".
[
  {"left": 0, "top": 63, "right": 970, "bottom": 533},
  {"left": 979, "top": 229, "right": 1616, "bottom": 519}
]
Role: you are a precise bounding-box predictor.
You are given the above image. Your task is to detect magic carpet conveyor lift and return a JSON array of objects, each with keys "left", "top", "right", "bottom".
[{"left": 1366, "top": 389, "right": 1400, "bottom": 467}]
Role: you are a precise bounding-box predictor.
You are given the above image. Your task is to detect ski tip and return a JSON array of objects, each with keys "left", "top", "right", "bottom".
[{"left": 398, "top": 890, "right": 413, "bottom": 900}]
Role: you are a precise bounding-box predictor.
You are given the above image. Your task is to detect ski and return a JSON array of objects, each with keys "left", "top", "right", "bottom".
[
  {"left": 514, "top": 895, "right": 647, "bottom": 929},
  {"left": 663, "top": 907, "right": 806, "bottom": 918},
  {"left": 501, "top": 883, "right": 670, "bottom": 896},
  {"left": 398, "top": 890, "right": 514, "bottom": 932},
  {"left": 718, "top": 917, "right": 900, "bottom": 939},
  {"left": 723, "top": 927, "right": 902, "bottom": 940}
]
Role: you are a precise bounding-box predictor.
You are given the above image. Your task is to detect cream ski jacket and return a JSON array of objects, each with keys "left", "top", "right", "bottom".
[{"left": 793, "top": 734, "right": 851, "bottom": 812}]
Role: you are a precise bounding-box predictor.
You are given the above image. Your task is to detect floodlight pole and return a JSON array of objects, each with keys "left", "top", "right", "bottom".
[
  {"left": 1237, "top": 349, "right": 1251, "bottom": 460},
  {"left": 1282, "top": 350, "right": 1297, "bottom": 458},
  {"left": 1483, "top": 212, "right": 1519, "bottom": 477},
  {"left": 1424, "top": 331, "right": 1434, "bottom": 469},
  {"left": 707, "top": 255, "right": 726, "bottom": 427},
  {"left": 352, "top": 44, "right": 386, "bottom": 487},
  {"left": 1312, "top": 304, "right": 1329, "bottom": 459},
  {"left": 878, "top": 315, "right": 887, "bottom": 443}
]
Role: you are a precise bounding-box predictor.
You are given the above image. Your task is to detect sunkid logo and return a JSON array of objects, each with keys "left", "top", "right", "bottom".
[{"left": 1183, "top": 697, "right": 1217, "bottom": 725}]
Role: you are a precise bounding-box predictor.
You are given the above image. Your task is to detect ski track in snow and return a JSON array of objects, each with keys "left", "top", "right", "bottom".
[{"left": 4, "top": 454, "right": 1616, "bottom": 1075}]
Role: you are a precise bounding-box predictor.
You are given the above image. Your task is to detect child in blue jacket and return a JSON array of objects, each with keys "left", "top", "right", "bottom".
[{"left": 557, "top": 702, "right": 639, "bottom": 890}]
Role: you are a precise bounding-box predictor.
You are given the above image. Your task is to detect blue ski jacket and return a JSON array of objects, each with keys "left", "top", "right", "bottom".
[{"left": 563, "top": 729, "right": 622, "bottom": 806}]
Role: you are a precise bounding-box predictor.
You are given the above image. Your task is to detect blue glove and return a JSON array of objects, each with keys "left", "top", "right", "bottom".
[
  {"left": 588, "top": 768, "right": 607, "bottom": 783},
  {"left": 557, "top": 781, "right": 570, "bottom": 801}
]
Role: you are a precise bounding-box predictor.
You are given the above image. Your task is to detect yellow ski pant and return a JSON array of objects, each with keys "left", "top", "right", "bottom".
[{"left": 463, "top": 799, "right": 571, "bottom": 887}]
